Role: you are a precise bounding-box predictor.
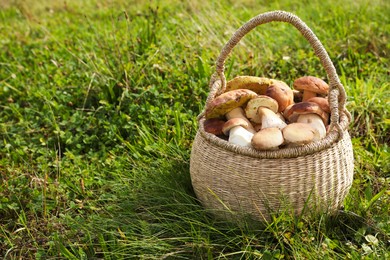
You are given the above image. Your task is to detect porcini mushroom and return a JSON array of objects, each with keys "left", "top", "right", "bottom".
[
  {"left": 282, "top": 103, "right": 294, "bottom": 119},
  {"left": 276, "top": 112, "right": 286, "bottom": 123},
  {"left": 225, "top": 107, "right": 256, "bottom": 133},
  {"left": 251, "top": 127, "right": 284, "bottom": 150},
  {"left": 293, "top": 76, "right": 329, "bottom": 101},
  {"left": 284, "top": 102, "right": 328, "bottom": 139},
  {"left": 245, "top": 96, "right": 287, "bottom": 130},
  {"left": 225, "top": 76, "right": 272, "bottom": 94},
  {"left": 282, "top": 123, "right": 319, "bottom": 146},
  {"left": 205, "top": 89, "right": 257, "bottom": 119},
  {"left": 266, "top": 80, "right": 294, "bottom": 112},
  {"left": 203, "top": 118, "right": 226, "bottom": 136},
  {"left": 257, "top": 107, "right": 287, "bottom": 130},
  {"left": 222, "top": 118, "right": 254, "bottom": 148},
  {"left": 306, "top": 96, "right": 331, "bottom": 114}
]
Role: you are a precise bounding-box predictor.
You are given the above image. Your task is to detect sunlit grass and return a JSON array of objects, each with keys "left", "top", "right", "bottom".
[{"left": 0, "top": 0, "right": 389, "bottom": 258}]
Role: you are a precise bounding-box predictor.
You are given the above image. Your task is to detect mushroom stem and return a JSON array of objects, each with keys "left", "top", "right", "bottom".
[
  {"left": 226, "top": 107, "right": 256, "bottom": 133},
  {"left": 302, "top": 91, "right": 317, "bottom": 101},
  {"left": 228, "top": 126, "right": 254, "bottom": 148},
  {"left": 257, "top": 107, "right": 287, "bottom": 130},
  {"left": 276, "top": 112, "right": 286, "bottom": 123},
  {"left": 296, "top": 114, "right": 326, "bottom": 140}
]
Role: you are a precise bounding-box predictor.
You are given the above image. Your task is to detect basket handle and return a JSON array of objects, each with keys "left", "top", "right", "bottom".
[{"left": 207, "top": 10, "right": 350, "bottom": 135}]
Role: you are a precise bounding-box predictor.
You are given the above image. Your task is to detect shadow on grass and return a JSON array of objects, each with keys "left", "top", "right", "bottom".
[{"left": 50, "top": 149, "right": 389, "bottom": 258}]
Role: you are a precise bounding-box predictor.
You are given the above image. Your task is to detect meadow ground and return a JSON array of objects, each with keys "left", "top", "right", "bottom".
[{"left": 0, "top": 0, "right": 389, "bottom": 258}]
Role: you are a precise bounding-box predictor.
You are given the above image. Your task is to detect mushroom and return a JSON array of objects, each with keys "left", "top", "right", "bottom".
[
  {"left": 222, "top": 118, "right": 254, "bottom": 148},
  {"left": 282, "top": 123, "right": 319, "bottom": 146},
  {"left": 293, "top": 76, "right": 329, "bottom": 101},
  {"left": 296, "top": 115, "right": 326, "bottom": 140},
  {"left": 205, "top": 89, "right": 258, "bottom": 119},
  {"left": 203, "top": 118, "right": 226, "bottom": 136},
  {"left": 245, "top": 95, "right": 287, "bottom": 130},
  {"left": 266, "top": 80, "right": 294, "bottom": 112},
  {"left": 257, "top": 107, "right": 287, "bottom": 130},
  {"left": 282, "top": 103, "right": 294, "bottom": 119},
  {"left": 251, "top": 127, "right": 284, "bottom": 150},
  {"left": 225, "top": 76, "right": 272, "bottom": 95},
  {"left": 284, "top": 102, "right": 328, "bottom": 140},
  {"left": 245, "top": 96, "right": 278, "bottom": 123},
  {"left": 225, "top": 107, "right": 256, "bottom": 133},
  {"left": 306, "top": 96, "right": 331, "bottom": 114},
  {"left": 276, "top": 112, "right": 286, "bottom": 123}
]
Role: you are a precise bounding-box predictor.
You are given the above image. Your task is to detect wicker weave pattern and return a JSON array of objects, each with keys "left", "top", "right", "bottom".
[
  {"left": 190, "top": 10, "right": 355, "bottom": 221},
  {"left": 190, "top": 129, "right": 354, "bottom": 221}
]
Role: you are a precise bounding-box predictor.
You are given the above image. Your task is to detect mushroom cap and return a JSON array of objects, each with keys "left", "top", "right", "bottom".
[
  {"left": 282, "top": 123, "right": 318, "bottom": 145},
  {"left": 293, "top": 76, "right": 329, "bottom": 95},
  {"left": 203, "top": 118, "right": 226, "bottom": 136},
  {"left": 266, "top": 80, "right": 294, "bottom": 112},
  {"left": 251, "top": 127, "right": 284, "bottom": 150},
  {"left": 205, "top": 89, "right": 258, "bottom": 119},
  {"left": 306, "top": 96, "right": 331, "bottom": 114},
  {"left": 222, "top": 118, "right": 250, "bottom": 136},
  {"left": 284, "top": 101, "right": 328, "bottom": 125},
  {"left": 226, "top": 76, "right": 272, "bottom": 94},
  {"left": 245, "top": 95, "right": 278, "bottom": 123},
  {"left": 282, "top": 103, "right": 294, "bottom": 118},
  {"left": 296, "top": 114, "right": 326, "bottom": 139}
]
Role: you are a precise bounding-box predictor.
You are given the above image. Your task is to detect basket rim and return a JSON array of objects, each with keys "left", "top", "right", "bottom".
[{"left": 197, "top": 111, "right": 351, "bottom": 159}]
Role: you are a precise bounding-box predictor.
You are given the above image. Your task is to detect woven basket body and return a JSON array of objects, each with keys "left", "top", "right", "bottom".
[
  {"left": 190, "top": 120, "right": 354, "bottom": 221},
  {"left": 190, "top": 11, "right": 354, "bottom": 221}
]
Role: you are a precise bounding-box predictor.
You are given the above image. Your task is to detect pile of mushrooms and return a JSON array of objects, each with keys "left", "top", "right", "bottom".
[{"left": 203, "top": 75, "right": 331, "bottom": 150}]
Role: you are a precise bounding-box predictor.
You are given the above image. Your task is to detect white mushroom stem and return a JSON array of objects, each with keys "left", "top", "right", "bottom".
[
  {"left": 228, "top": 126, "right": 254, "bottom": 148},
  {"left": 226, "top": 107, "right": 256, "bottom": 133},
  {"left": 297, "top": 114, "right": 326, "bottom": 140},
  {"left": 257, "top": 107, "right": 287, "bottom": 130},
  {"left": 276, "top": 112, "right": 286, "bottom": 123}
]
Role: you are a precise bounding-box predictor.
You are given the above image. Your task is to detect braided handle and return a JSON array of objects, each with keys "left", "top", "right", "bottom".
[{"left": 209, "top": 10, "right": 349, "bottom": 134}]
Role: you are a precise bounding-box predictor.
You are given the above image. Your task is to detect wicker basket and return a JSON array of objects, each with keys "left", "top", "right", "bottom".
[{"left": 190, "top": 11, "right": 354, "bottom": 222}]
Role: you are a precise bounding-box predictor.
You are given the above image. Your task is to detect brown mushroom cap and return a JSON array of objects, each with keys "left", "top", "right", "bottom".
[
  {"left": 222, "top": 118, "right": 250, "bottom": 136},
  {"left": 205, "top": 89, "right": 258, "bottom": 119},
  {"left": 282, "top": 103, "right": 294, "bottom": 118},
  {"left": 293, "top": 76, "right": 329, "bottom": 100},
  {"left": 251, "top": 127, "right": 284, "bottom": 150},
  {"left": 266, "top": 80, "right": 294, "bottom": 112},
  {"left": 203, "top": 118, "right": 226, "bottom": 136},
  {"left": 306, "top": 96, "right": 331, "bottom": 114},
  {"left": 226, "top": 76, "right": 272, "bottom": 94},
  {"left": 245, "top": 95, "right": 278, "bottom": 124},
  {"left": 284, "top": 101, "right": 328, "bottom": 125},
  {"left": 282, "top": 123, "right": 319, "bottom": 145}
]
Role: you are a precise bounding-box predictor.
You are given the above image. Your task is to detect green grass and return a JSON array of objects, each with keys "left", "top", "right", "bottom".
[{"left": 0, "top": 0, "right": 389, "bottom": 258}]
